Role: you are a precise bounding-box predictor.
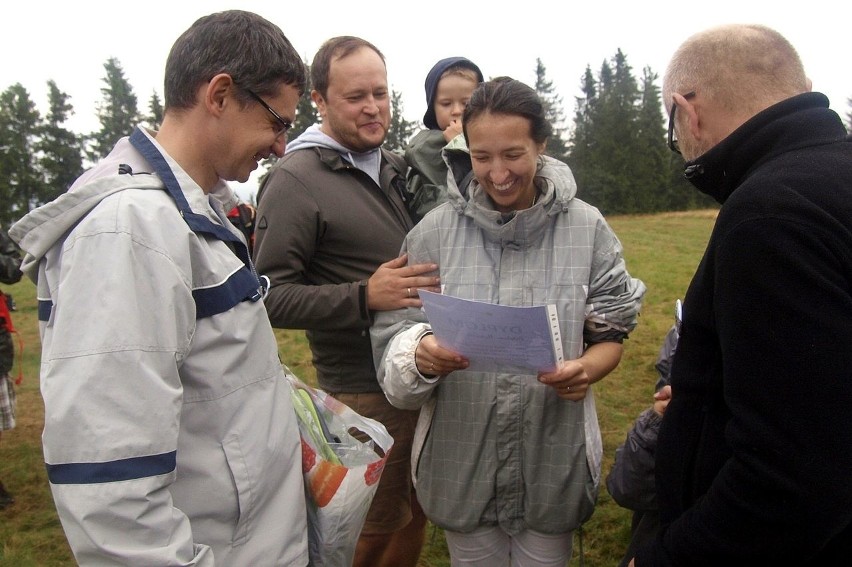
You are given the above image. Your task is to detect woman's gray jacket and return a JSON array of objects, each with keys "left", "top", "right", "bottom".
[{"left": 371, "top": 155, "right": 645, "bottom": 535}]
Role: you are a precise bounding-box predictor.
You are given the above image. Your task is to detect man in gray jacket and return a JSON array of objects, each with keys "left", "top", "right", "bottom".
[
  {"left": 10, "top": 11, "right": 309, "bottom": 566},
  {"left": 253, "top": 36, "right": 439, "bottom": 567}
]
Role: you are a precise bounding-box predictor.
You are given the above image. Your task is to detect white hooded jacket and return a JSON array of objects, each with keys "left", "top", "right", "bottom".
[{"left": 10, "top": 127, "right": 308, "bottom": 566}]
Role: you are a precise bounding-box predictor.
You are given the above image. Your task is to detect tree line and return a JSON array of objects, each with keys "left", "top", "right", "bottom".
[{"left": 6, "top": 50, "right": 849, "bottom": 227}]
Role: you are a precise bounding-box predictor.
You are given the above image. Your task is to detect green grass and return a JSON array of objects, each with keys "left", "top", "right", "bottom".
[{"left": 0, "top": 209, "right": 716, "bottom": 566}]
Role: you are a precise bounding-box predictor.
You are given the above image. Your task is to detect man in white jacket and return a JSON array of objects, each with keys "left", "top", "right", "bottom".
[{"left": 10, "top": 11, "right": 309, "bottom": 566}]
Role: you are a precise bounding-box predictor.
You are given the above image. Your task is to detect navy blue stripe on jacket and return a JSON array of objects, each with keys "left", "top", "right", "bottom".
[{"left": 46, "top": 451, "right": 177, "bottom": 484}]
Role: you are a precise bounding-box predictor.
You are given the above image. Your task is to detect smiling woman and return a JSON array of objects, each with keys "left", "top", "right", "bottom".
[
  {"left": 466, "top": 112, "right": 546, "bottom": 214},
  {"left": 370, "top": 76, "right": 647, "bottom": 565}
]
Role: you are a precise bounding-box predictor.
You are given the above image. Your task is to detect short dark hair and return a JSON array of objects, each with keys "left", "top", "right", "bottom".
[
  {"left": 164, "top": 10, "right": 307, "bottom": 110},
  {"left": 310, "top": 36, "right": 385, "bottom": 99},
  {"left": 463, "top": 77, "right": 552, "bottom": 145}
]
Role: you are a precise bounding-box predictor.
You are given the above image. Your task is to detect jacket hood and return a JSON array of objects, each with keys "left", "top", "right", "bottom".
[
  {"left": 285, "top": 124, "right": 382, "bottom": 184},
  {"left": 9, "top": 127, "right": 235, "bottom": 278},
  {"left": 286, "top": 123, "right": 382, "bottom": 159},
  {"left": 422, "top": 57, "right": 484, "bottom": 130},
  {"left": 285, "top": 123, "right": 348, "bottom": 154},
  {"left": 444, "top": 154, "right": 578, "bottom": 249}
]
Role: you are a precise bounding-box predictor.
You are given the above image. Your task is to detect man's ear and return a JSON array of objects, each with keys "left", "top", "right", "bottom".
[
  {"left": 205, "top": 73, "right": 235, "bottom": 117},
  {"left": 310, "top": 89, "right": 326, "bottom": 118},
  {"left": 675, "top": 92, "right": 702, "bottom": 142}
]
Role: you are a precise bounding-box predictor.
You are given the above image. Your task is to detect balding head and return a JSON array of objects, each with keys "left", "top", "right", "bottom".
[{"left": 663, "top": 24, "right": 810, "bottom": 119}]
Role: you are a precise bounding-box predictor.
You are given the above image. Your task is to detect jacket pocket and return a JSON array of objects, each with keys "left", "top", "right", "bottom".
[{"left": 222, "top": 434, "right": 253, "bottom": 546}]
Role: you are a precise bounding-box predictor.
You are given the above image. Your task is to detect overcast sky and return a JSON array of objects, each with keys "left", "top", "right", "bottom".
[{"left": 3, "top": 1, "right": 848, "bottom": 199}]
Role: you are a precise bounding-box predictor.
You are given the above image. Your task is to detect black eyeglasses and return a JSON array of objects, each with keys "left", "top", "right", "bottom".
[
  {"left": 237, "top": 83, "right": 292, "bottom": 139},
  {"left": 667, "top": 91, "right": 696, "bottom": 155}
]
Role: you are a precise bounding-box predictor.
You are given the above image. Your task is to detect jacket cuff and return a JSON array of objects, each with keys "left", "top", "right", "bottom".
[{"left": 358, "top": 280, "right": 370, "bottom": 322}]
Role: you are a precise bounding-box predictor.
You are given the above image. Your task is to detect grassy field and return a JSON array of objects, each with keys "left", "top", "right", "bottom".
[{"left": 0, "top": 209, "right": 716, "bottom": 566}]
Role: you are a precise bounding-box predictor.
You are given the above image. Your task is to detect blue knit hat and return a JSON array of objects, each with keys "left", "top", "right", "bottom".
[{"left": 422, "top": 57, "right": 484, "bottom": 130}]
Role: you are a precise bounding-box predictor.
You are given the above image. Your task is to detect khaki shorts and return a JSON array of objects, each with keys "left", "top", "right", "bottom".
[{"left": 330, "top": 392, "right": 419, "bottom": 534}]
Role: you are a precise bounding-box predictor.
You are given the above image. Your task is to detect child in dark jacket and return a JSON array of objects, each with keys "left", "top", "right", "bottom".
[
  {"left": 403, "top": 56, "right": 483, "bottom": 223},
  {"left": 606, "top": 322, "right": 678, "bottom": 567}
]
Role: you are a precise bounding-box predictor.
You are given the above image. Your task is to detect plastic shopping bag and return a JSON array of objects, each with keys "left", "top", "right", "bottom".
[{"left": 286, "top": 373, "right": 394, "bottom": 567}]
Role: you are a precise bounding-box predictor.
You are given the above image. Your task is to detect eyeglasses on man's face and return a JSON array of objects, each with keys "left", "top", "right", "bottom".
[
  {"left": 237, "top": 83, "right": 293, "bottom": 139},
  {"left": 667, "top": 91, "right": 696, "bottom": 155}
]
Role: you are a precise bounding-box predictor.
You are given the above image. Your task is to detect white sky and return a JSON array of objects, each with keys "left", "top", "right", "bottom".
[{"left": 2, "top": 1, "right": 848, "bottom": 199}]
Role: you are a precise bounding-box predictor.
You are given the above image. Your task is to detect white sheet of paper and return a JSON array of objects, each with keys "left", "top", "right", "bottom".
[{"left": 418, "top": 290, "right": 564, "bottom": 374}]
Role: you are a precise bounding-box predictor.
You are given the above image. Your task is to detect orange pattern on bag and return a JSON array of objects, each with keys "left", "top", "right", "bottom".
[{"left": 309, "top": 459, "right": 349, "bottom": 508}]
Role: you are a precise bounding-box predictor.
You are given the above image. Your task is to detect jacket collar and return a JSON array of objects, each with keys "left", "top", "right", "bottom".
[
  {"left": 310, "top": 146, "right": 412, "bottom": 232},
  {"left": 682, "top": 92, "right": 844, "bottom": 204},
  {"left": 312, "top": 145, "right": 407, "bottom": 177}
]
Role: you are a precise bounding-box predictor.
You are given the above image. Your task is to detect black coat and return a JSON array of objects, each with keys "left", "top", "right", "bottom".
[{"left": 637, "top": 93, "right": 852, "bottom": 565}]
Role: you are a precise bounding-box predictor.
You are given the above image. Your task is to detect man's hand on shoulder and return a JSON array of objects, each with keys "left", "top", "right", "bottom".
[{"left": 367, "top": 254, "right": 440, "bottom": 311}]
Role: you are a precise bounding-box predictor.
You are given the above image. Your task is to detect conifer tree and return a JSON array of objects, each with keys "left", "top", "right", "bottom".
[
  {"left": 533, "top": 58, "right": 570, "bottom": 163},
  {"left": 568, "top": 65, "right": 597, "bottom": 171},
  {"left": 37, "top": 80, "right": 84, "bottom": 202},
  {"left": 88, "top": 57, "right": 139, "bottom": 160},
  {"left": 601, "top": 49, "right": 644, "bottom": 213},
  {"left": 146, "top": 90, "right": 164, "bottom": 130},
  {"left": 0, "top": 83, "right": 42, "bottom": 226},
  {"left": 634, "top": 67, "right": 671, "bottom": 212},
  {"left": 570, "top": 57, "right": 626, "bottom": 212},
  {"left": 566, "top": 50, "right": 709, "bottom": 215},
  {"left": 384, "top": 88, "right": 415, "bottom": 154}
]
